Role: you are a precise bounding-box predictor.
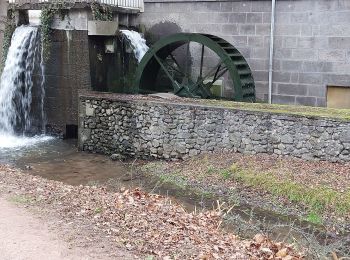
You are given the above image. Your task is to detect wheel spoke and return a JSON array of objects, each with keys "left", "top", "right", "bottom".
[
  {"left": 153, "top": 52, "right": 180, "bottom": 91},
  {"left": 199, "top": 44, "right": 204, "bottom": 78},
  {"left": 167, "top": 55, "right": 187, "bottom": 76},
  {"left": 201, "top": 61, "right": 224, "bottom": 81},
  {"left": 212, "top": 67, "right": 228, "bottom": 84},
  {"left": 184, "top": 42, "right": 190, "bottom": 81}
]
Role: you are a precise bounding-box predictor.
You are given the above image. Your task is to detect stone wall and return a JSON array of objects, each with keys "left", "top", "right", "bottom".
[
  {"left": 78, "top": 92, "right": 350, "bottom": 162},
  {"left": 138, "top": 0, "right": 350, "bottom": 107},
  {"left": 0, "top": 0, "right": 8, "bottom": 64}
]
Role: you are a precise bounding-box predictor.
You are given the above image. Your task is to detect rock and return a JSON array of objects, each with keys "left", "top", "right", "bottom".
[
  {"left": 276, "top": 248, "right": 288, "bottom": 257},
  {"left": 253, "top": 233, "right": 266, "bottom": 244},
  {"left": 110, "top": 153, "right": 125, "bottom": 161}
]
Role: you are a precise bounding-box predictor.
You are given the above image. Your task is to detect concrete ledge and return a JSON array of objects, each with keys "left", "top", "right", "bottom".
[{"left": 88, "top": 21, "right": 119, "bottom": 36}]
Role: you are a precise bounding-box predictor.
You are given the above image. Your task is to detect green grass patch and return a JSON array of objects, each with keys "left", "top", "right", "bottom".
[
  {"left": 8, "top": 194, "right": 34, "bottom": 205},
  {"left": 158, "top": 172, "right": 188, "bottom": 190},
  {"left": 201, "top": 99, "right": 350, "bottom": 121},
  {"left": 228, "top": 164, "right": 350, "bottom": 216},
  {"left": 305, "top": 212, "right": 323, "bottom": 225}
]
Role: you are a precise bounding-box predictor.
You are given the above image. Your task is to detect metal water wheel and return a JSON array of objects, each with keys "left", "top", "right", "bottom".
[{"left": 134, "top": 33, "right": 255, "bottom": 102}]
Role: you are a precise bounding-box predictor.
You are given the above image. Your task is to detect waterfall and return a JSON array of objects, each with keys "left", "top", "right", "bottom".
[
  {"left": 0, "top": 25, "right": 51, "bottom": 148},
  {"left": 121, "top": 30, "right": 149, "bottom": 62}
]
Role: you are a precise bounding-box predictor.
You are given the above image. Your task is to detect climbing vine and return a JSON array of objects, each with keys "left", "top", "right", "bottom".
[
  {"left": 1, "top": 8, "right": 16, "bottom": 71},
  {"left": 91, "top": 2, "right": 113, "bottom": 21},
  {"left": 40, "top": 7, "right": 56, "bottom": 62}
]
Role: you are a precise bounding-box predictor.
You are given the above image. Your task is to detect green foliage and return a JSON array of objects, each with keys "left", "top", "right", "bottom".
[
  {"left": 90, "top": 2, "right": 113, "bottom": 21},
  {"left": 205, "top": 165, "right": 216, "bottom": 175},
  {"left": 94, "top": 207, "right": 102, "bottom": 213},
  {"left": 220, "top": 169, "right": 232, "bottom": 180},
  {"left": 228, "top": 164, "right": 350, "bottom": 216},
  {"left": 1, "top": 8, "right": 16, "bottom": 71},
  {"left": 40, "top": 7, "right": 55, "bottom": 62},
  {"left": 305, "top": 212, "right": 323, "bottom": 225}
]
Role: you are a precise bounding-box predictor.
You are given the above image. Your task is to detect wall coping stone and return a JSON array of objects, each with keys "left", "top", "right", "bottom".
[{"left": 79, "top": 91, "right": 350, "bottom": 122}]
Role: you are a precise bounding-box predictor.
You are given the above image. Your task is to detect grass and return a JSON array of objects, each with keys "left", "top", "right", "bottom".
[
  {"left": 200, "top": 99, "right": 350, "bottom": 121},
  {"left": 8, "top": 194, "right": 34, "bottom": 205},
  {"left": 158, "top": 172, "right": 188, "bottom": 190},
  {"left": 228, "top": 164, "right": 350, "bottom": 215},
  {"left": 305, "top": 212, "right": 323, "bottom": 225}
]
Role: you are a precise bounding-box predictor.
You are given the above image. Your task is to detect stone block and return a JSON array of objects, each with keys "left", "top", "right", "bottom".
[
  {"left": 299, "top": 73, "right": 322, "bottom": 84},
  {"left": 221, "top": 24, "right": 239, "bottom": 35},
  {"left": 295, "top": 96, "right": 317, "bottom": 107},
  {"left": 239, "top": 24, "right": 255, "bottom": 35},
  {"left": 277, "top": 83, "right": 308, "bottom": 96},
  {"left": 232, "top": 2, "right": 251, "bottom": 12},
  {"left": 251, "top": 2, "right": 271, "bottom": 12},
  {"left": 319, "top": 50, "right": 346, "bottom": 62},
  {"left": 255, "top": 24, "right": 271, "bottom": 35},
  {"left": 88, "top": 21, "right": 119, "bottom": 36},
  {"left": 272, "top": 94, "right": 296, "bottom": 105},
  {"left": 273, "top": 71, "right": 291, "bottom": 83},
  {"left": 281, "top": 60, "right": 303, "bottom": 72},
  {"left": 308, "top": 85, "right": 326, "bottom": 97},
  {"left": 302, "top": 61, "right": 333, "bottom": 73},
  {"left": 220, "top": 2, "right": 232, "bottom": 12},
  {"left": 247, "top": 36, "right": 265, "bottom": 47},
  {"left": 290, "top": 13, "right": 310, "bottom": 23},
  {"left": 292, "top": 49, "right": 317, "bottom": 60},
  {"left": 247, "top": 13, "right": 263, "bottom": 23},
  {"left": 275, "top": 24, "right": 300, "bottom": 36},
  {"left": 283, "top": 37, "right": 297, "bottom": 48},
  {"left": 329, "top": 37, "right": 350, "bottom": 49},
  {"left": 229, "top": 13, "right": 247, "bottom": 23}
]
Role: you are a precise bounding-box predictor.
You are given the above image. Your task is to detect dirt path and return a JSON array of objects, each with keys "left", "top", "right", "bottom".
[{"left": 0, "top": 198, "right": 132, "bottom": 260}]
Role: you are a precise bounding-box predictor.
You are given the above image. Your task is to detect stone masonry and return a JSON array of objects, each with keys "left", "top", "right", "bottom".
[
  {"left": 79, "top": 92, "right": 350, "bottom": 163},
  {"left": 138, "top": 0, "right": 350, "bottom": 107},
  {"left": 0, "top": 0, "right": 8, "bottom": 63}
]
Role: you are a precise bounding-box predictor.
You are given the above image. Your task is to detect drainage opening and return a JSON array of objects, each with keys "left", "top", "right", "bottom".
[{"left": 65, "top": 125, "right": 78, "bottom": 139}]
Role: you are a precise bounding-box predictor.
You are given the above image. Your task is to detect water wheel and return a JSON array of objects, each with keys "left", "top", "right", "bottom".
[{"left": 134, "top": 33, "right": 255, "bottom": 102}]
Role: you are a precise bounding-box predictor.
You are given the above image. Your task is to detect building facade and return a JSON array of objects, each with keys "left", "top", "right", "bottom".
[{"left": 139, "top": 0, "right": 350, "bottom": 107}]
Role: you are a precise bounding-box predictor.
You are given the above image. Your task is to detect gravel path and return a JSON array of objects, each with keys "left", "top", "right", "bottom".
[
  {"left": 0, "top": 197, "right": 134, "bottom": 260},
  {"left": 0, "top": 198, "right": 86, "bottom": 260}
]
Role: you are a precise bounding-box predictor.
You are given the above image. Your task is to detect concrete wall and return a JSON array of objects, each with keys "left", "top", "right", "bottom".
[
  {"left": 0, "top": 0, "right": 8, "bottom": 63},
  {"left": 45, "top": 30, "right": 91, "bottom": 135},
  {"left": 138, "top": 0, "right": 350, "bottom": 107},
  {"left": 79, "top": 92, "right": 350, "bottom": 163}
]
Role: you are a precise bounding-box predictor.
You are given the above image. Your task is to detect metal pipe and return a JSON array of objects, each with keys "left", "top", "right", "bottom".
[{"left": 268, "top": 0, "right": 276, "bottom": 104}]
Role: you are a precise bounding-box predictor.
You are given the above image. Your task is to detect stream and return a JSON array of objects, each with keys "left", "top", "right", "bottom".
[{"left": 1, "top": 137, "right": 347, "bottom": 258}]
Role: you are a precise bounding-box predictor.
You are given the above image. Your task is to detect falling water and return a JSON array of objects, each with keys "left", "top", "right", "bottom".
[
  {"left": 121, "top": 30, "right": 149, "bottom": 62},
  {"left": 0, "top": 25, "right": 51, "bottom": 148}
]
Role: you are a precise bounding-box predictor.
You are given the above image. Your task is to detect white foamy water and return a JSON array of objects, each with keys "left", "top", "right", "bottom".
[
  {"left": 0, "top": 134, "right": 53, "bottom": 149},
  {"left": 0, "top": 25, "right": 49, "bottom": 148},
  {"left": 121, "top": 30, "right": 149, "bottom": 62}
]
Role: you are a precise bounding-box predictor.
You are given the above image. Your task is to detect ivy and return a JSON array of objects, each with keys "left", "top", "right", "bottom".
[
  {"left": 40, "top": 7, "right": 55, "bottom": 62},
  {"left": 91, "top": 2, "right": 113, "bottom": 21},
  {"left": 1, "top": 8, "right": 16, "bottom": 71}
]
